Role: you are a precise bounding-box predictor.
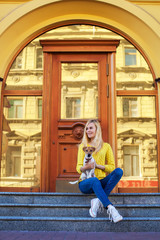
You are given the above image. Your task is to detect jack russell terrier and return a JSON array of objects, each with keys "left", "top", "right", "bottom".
[{"left": 69, "top": 146, "right": 96, "bottom": 184}]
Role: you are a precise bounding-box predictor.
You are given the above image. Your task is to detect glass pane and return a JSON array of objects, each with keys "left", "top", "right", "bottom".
[
  {"left": 117, "top": 96, "right": 158, "bottom": 189},
  {"left": 116, "top": 41, "right": 153, "bottom": 90},
  {"left": 5, "top": 44, "right": 43, "bottom": 90},
  {"left": 38, "top": 99, "right": 42, "bottom": 119},
  {"left": 8, "top": 99, "right": 23, "bottom": 118},
  {"left": 1, "top": 96, "right": 42, "bottom": 188},
  {"left": 124, "top": 155, "right": 131, "bottom": 176},
  {"left": 5, "top": 25, "right": 154, "bottom": 91},
  {"left": 133, "top": 155, "right": 139, "bottom": 176},
  {"left": 125, "top": 48, "right": 137, "bottom": 66},
  {"left": 61, "top": 63, "right": 98, "bottom": 119}
]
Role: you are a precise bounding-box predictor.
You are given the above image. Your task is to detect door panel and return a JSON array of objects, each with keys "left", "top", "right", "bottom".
[
  {"left": 50, "top": 53, "right": 108, "bottom": 192},
  {"left": 58, "top": 143, "right": 79, "bottom": 178}
]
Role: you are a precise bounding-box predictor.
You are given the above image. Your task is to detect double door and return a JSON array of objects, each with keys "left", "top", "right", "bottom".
[{"left": 40, "top": 40, "right": 119, "bottom": 192}]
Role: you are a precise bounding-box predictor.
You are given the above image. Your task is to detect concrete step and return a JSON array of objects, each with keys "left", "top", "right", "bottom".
[
  {"left": 0, "top": 192, "right": 160, "bottom": 205},
  {"left": 0, "top": 192, "right": 160, "bottom": 232},
  {"left": 0, "top": 203, "right": 160, "bottom": 218},
  {"left": 0, "top": 216, "right": 160, "bottom": 232}
]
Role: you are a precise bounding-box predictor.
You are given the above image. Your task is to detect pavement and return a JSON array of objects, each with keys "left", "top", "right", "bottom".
[{"left": 0, "top": 231, "right": 160, "bottom": 240}]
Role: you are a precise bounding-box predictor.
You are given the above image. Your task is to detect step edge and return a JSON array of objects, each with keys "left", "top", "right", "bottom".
[
  {"left": 0, "top": 203, "right": 160, "bottom": 208},
  {"left": 0, "top": 216, "right": 160, "bottom": 221},
  {"left": 0, "top": 192, "right": 160, "bottom": 197}
]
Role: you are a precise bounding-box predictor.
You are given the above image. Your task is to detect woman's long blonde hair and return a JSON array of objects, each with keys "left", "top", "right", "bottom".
[{"left": 81, "top": 119, "right": 104, "bottom": 153}]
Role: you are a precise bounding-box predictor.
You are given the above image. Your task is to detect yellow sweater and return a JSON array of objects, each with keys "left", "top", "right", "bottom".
[{"left": 76, "top": 143, "right": 115, "bottom": 180}]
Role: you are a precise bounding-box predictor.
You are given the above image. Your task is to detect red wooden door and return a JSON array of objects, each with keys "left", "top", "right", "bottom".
[{"left": 40, "top": 40, "right": 119, "bottom": 192}]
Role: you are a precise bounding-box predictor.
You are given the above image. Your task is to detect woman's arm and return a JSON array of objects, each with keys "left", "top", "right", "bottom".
[
  {"left": 95, "top": 164, "right": 105, "bottom": 171},
  {"left": 94, "top": 143, "right": 115, "bottom": 173},
  {"left": 104, "top": 144, "right": 115, "bottom": 173}
]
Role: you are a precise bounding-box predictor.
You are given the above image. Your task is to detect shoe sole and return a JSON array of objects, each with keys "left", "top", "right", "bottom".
[
  {"left": 89, "top": 208, "right": 96, "bottom": 218},
  {"left": 89, "top": 199, "right": 96, "bottom": 218}
]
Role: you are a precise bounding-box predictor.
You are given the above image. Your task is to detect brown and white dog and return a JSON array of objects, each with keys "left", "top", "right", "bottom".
[
  {"left": 81, "top": 146, "right": 96, "bottom": 180},
  {"left": 69, "top": 146, "right": 96, "bottom": 184}
]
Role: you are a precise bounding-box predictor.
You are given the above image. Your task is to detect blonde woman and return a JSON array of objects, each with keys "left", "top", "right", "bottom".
[{"left": 76, "top": 119, "right": 123, "bottom": 223}]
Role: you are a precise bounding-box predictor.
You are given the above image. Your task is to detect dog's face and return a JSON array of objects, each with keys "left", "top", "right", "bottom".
[{"left": 83, "top": 146, "right": 95, "bottom": 160}]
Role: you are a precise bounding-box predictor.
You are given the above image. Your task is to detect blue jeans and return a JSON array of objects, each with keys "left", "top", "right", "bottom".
[{"left": 79, "top": 168, "right": 123, "bottom": 208}]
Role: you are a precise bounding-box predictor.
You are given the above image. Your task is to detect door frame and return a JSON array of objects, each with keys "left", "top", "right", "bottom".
[{"left": 40, "top": 40, "right": 120, "bottom": 192}]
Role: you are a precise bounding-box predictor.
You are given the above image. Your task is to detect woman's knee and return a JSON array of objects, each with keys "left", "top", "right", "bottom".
[
  {"left": 114, "top": 168, "right": 123, "bottom": 178},
  {"left": 92, "top": 177, "right": 100, "bottom": 183},
  {"left": 91, "top": 177, "right": 102, "bottom": 187}
]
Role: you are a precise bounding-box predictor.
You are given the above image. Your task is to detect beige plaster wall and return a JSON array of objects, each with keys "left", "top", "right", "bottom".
[
  {"left": 0, "top": 4, "right": 19, "bottom": 20},
  {"left": 139, "top": 5, "right": 160, "bottom": 22}
]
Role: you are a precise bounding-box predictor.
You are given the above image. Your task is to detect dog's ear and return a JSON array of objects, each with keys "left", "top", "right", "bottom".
[
  {"left": 83, "top": 147, "right": 87, "bottom": 152},
  {"left": 91, "top": 147, "right": 96, "bottom": 152}
]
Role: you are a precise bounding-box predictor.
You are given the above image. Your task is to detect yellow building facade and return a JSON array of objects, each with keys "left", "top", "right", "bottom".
[{"left": 0, "top": 0, "right": 160, "bottom": 193}]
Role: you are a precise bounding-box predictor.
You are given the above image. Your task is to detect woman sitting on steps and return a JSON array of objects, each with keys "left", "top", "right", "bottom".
[{"left": 76, "top": 119, "right": 123, "bottom": 223}]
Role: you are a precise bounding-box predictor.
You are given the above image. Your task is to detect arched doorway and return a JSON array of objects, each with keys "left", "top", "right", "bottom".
[{"left": 1, "top": 24, "right": 159, "bottom": 193}]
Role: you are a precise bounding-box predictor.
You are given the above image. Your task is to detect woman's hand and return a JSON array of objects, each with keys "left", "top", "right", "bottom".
[{"left": 80, "top": 162, "right": 95, "bottom": 172}]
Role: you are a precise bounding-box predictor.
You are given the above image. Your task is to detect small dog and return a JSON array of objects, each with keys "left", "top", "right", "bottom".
[
  {"left": 69, "top": 146, "right": 96, "bottom": 184},
  {"left": 81, "top": 146, "right": 96, "bottom": 180}
]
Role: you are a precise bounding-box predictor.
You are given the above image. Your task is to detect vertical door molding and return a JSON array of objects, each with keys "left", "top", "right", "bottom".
[
  {"left": 108, "top": 52, "right": 117, "bottom": 162},
  {"left": 41, "top": 52, "right": 52, "bottom": 192}
]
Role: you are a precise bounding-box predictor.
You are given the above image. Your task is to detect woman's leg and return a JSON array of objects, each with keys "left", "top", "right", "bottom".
[
  {"left": 100, "top": 168, "right": 123, "bottom": 223},
  {"left": 79, "top": 177, "right": 112, "bottom": 207},
  {"left": 100, "top": 168, "right": 123, "bottom": 198},
  {"left": 79, "top": 168, "right": 123, "bottom": 207}
]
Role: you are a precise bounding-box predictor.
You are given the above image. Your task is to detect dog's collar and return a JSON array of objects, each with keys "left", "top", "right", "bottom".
[{"left": 85, "top": 157, "right": 92, "bottom": 160}]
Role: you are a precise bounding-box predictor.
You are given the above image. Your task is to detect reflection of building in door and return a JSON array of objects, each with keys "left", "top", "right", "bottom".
[
  {"left": 6, "top": 146, "right": 21, "bottom": 177},
  {"left": 61, "top": 63, "right": 98, "bottom": 119},
  {"left": 117, "top": 95, "right": 157, "bottom": 189},
  {"left": 1, "top": 96, "right": 42, "bottom": 188},
  {"left": 123, "top": 98, "right": 138, "bottom": 118},
  {"left": 123, "top": 146, "right": 139, "bottom": 177}
]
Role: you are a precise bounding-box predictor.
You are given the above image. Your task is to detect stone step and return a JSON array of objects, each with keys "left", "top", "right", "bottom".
[
  {"left": 0, "top": 203, "right": 160, "bottom": 217},
  {"left": 0, "top": 192, "right": 160, "bottom": 232},
  {"left": 0, "top": 192, "right": 160, "bottom": 205},
  {"left": 0, "top": 216, "right": 160, "bottom": 232}
]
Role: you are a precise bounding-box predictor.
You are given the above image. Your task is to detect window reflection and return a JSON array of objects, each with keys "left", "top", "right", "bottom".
[
  {"left": 123, "top": 98, "right": 138, "bottom": 117},
  {"left": 11, "top": 51, "right": 23, "bottom": 70},
  {"left": 36, "top": 48, "right": 43, "bottom": 69},
  {"left": 5, "top": 25, "right": 154, "bottom": 91},
  {"left": 1, "top": 96, "right": 42, "bottom": 188},
  {"left": 8, "top": 99, "right": 23, "bottom": 119},
  {"left": 66, "top": 98, "right": 81, "bottom": 119},
  {"left": 125, "top": 48, "right": 137, "bottom": 66},
  {"left": 38, "top": 99, "right": 42, "bottom": 119},
  {"left": 117, "top": 96, "right": 158, "bottom": 187},
  {"left": 61, "top": 62, "right": 98, "bottom": 119},
  {"left": 123, "top": 146, "right": 139, "bottom": 177}
]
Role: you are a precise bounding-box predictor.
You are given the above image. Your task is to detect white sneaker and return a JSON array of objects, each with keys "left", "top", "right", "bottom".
[
  {"left": 107, "top": 205, "right": 123, "bottom": 223},
  {"left": 89, "top": 198, "right": 104, "bottom": 218}
]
